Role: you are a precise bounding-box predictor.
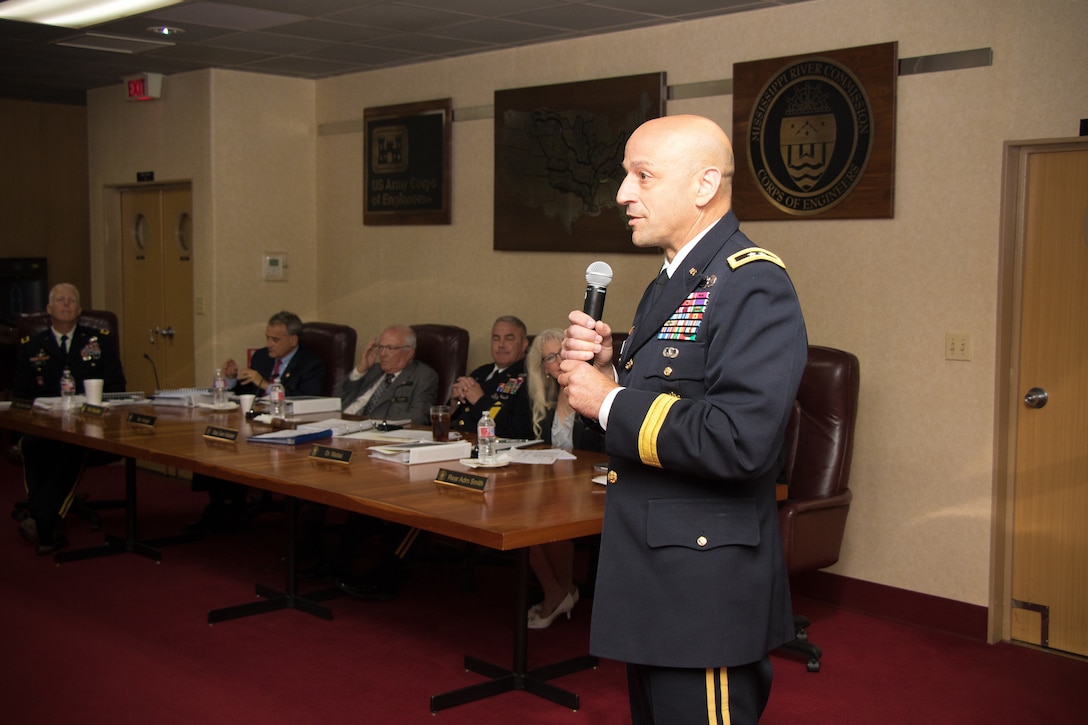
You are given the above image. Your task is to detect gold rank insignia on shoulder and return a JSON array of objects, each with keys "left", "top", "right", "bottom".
[
  {"left": 100, "top": 328, "right": 111, "bottom": 335},
  {"left": 727, "top": 247, "right": 786, "bottom": 270}
]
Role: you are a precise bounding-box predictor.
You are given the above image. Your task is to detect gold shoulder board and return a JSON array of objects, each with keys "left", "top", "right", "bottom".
[{"left": 727, "top": 247, "right": 785, "bottom": 271}]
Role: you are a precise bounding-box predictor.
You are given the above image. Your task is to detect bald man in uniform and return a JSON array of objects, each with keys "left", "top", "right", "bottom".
[{"left": 560, "top": 115, "right": 807, "bottom": 724}]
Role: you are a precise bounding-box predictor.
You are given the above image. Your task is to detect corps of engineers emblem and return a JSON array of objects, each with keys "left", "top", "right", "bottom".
[{"left": 747, "top": 56, "right": 873, "bottom": 215}]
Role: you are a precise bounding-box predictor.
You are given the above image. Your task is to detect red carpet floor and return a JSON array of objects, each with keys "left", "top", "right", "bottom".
[{"left": 2, "top": 462, "right": 1084, "bottom": 724}]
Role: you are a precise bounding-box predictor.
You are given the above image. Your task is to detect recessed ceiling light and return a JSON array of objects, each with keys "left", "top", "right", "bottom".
[
  {"left": 0, "top": 1, "right": 183, "bottom": 29},
  {"left": 147, "top": 26, "right": 184, "bottom": 36}
]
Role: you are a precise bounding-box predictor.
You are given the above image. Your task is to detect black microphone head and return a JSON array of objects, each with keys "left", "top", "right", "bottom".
[{"left": 586, "top": 261, "right": 613, "bottom": 289}]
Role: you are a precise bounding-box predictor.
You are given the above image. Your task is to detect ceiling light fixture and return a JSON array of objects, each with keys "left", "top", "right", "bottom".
[
  {"left": 0, "top": 0, "right": 183, "bottom": 29},
  {"left": 147, "top": 25, "right": 184, "bottom": 36}
]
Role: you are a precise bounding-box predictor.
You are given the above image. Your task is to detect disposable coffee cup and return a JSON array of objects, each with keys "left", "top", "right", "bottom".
[
  {"left": 238, "top": 394, "right": 256, "bottom": 414},
  {"left": 83, "top": 378, "right": 104, "bottom": 405},
  {"left": 430, "top": 404, "right": 451, "bottom": 442}
]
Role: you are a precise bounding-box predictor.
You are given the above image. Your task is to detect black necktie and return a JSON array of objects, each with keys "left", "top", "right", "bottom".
[
  {"left": 651, "top": 269, "right": 668, "bottom": 305},
  {"left": 59, "top": 334, "right": 68, "bottom": 355},
  {"left": 363, "top": 374, "right": 395, "bottom": 415}
]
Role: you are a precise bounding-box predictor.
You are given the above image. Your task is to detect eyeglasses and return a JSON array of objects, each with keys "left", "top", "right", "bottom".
[
  {"left": 376, "top": 344, "right": 410, "bottom": 353},
  {"left": 543, "top": 352, "right": 562, "bottom": 364}
]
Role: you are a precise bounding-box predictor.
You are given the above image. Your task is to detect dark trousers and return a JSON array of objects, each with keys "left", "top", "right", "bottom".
[
  {"left": 627, "top": 656, "right": 773, "bottom": 725},
  {"left": 20, "top": 435, "right": 88, "bottom": 537}
]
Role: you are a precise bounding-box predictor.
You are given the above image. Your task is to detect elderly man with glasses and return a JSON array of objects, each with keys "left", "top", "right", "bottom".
[{"left": 336, "top": 324, "right": 438, "bottom": 424}]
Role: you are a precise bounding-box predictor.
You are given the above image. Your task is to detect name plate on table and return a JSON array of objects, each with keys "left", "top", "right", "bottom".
[
  {"left": 310, "top": 444, "right": 352, "bottom": 464},
  {"left": 127, "top": 412, "right": 157, "bottom": 427},
  {"left": 81, "top": 403, "right": 106, "bottom": 416},
  {"left": 435, "top": 468, "right": 489, "bottom": 492},
  {"left": 11, "top": 399, "right": 33, "bottom": 411},
  {"left": 203, "top": 425, "right": 238, "bottom": 442}
]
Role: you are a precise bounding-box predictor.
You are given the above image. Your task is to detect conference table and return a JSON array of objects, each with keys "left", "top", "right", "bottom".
[{"left": 1, "top": 401, "right": 607, "bottom": 713}]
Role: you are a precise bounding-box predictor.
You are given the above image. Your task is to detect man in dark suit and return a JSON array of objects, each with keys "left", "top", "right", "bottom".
[
  {"left": 336, "top": 324, "right": 438, "bottom": 425},
  {"left": 560, "top": 116, "right": 807, "bottom": 724},
  {"left": 222, "top": 310, "right": 325, "bottom": 397},
  {"left": 191, "top": 310, "right": 325, "bottom": 532},
  {"left": 450, "top": 315, "right": 532, "bottom": 439},
  {"left": 13, "top": 283, "right": 126, "bottom": 554}
]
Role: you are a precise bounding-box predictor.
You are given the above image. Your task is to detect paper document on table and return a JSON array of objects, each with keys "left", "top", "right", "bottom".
[
  {"left": 506, "top": 448, "right": 577, "bottom": 465},
  {"left": 369, "top": 439, "right": 471, "bottom": 464}
]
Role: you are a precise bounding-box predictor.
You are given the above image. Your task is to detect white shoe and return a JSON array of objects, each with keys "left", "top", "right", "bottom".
[
  {"left": 528, "top": 587, "right": 578, "bottom": 619},
  {"left": 527, "top": 592, "right": 576, "bottom": 630}
]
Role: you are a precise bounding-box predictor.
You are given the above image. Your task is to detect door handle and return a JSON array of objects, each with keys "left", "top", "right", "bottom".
[
  {"left": 149, "top": 327, "right": 160, "bottom": 343},
  {"left": 1024, "top": 387, "right": 1048, "bottom": 409},
  {"left": 161, "top": 326, "right": 175, "bottom": 339}
]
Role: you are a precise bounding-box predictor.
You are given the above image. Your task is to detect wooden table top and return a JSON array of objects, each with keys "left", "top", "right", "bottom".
[{"left": 1, "top": 404, "right": 607, "bottom": 551}]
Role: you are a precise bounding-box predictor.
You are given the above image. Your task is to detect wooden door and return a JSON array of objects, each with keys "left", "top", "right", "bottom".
[
  {"left": 119, "top": 185, "right": 194, "bottom": 394},
  {"left": 1009, "top": 147, "right": 1088, "bottom": 657}
]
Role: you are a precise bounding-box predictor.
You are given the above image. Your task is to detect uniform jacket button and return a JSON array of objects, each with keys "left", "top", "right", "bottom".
[
  {"left": 696, "top": 535, "right": 708, "bottom": 547},
  {"left": 607, "top": 470, "right": 618, "bottom": 484}
]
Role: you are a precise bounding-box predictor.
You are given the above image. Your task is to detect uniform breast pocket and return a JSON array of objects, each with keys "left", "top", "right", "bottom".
[
  {"left": 646, "top": 342, "right": 705, "bottom": 398},
  {"left": 645, "top": 498, "right": 760, "bottom": 552}
]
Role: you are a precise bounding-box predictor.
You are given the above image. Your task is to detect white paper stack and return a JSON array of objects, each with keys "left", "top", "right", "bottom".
[{"left": 369, "top": 440, "right": 472, "bottom": 464}]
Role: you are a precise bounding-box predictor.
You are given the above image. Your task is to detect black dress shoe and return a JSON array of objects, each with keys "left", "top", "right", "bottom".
[
  {"left": 336, "top": 574, "right": 397, "bottom": 601},
  {"left": 36, "top": 534, "right": 68, "bottom": 556},
  {"left": 17, "top": 516, "right": 39, "bottom": 546}
]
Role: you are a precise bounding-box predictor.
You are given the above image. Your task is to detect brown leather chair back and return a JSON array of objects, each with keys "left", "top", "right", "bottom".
[
  {"left": 778, "top": 345, "right": 860, "bottom": 574},
  {"left": 299, "top": 322, "right": 357, "bottom": 397},
  {"left": 411, "top": 323, "right": 469, "bottom": 406},
  {"left": 17, "top": 310, "right": 120, "bottom": 358}
]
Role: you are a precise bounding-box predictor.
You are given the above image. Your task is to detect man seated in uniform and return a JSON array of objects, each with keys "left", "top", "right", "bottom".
[
  {"left": 190, "top": 310, "right": 326, "bottom": 532},
  {"left": 337, "top": 324, "right": 438, "bottom": 425},
  {"left": 13, "top": 283, "right": 126, "bottom": 554},
  {"left": 450, "top": 315, "right": 533, "bottom": 439}
]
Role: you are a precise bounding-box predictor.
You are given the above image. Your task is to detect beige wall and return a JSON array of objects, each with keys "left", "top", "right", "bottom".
[
  {"left": 1, "top": 99, "right": 89, "bottom": 296},
  {"left": 87, "top": 0, "right": 1088, "bottom": 608},
  {"left": 89, "top": 70, "right": 317, "bottom": 373}
]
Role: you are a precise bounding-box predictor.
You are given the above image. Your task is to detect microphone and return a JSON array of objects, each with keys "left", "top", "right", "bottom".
[
  {"left": 583, "top": 261, "right": 613, "bottom": 321},
  {"left": 143, "top": 353, "right": 161, "bottom": 392}
]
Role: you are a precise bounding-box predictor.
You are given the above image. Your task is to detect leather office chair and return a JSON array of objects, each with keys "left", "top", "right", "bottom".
[
  {"left": 9, "top": 309, "right": 124, "bottom": 530},
  {"left": 299, "top": 321, "right": 358, "bottom": 397},
  {"left": 775, "top": 345, "right": 860, "bottom": 672},
  {"left": 410, "top": 323, "right": 469, "bottom": 405}
]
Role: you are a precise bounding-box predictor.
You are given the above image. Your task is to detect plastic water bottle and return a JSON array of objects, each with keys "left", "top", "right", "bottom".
[
  {"left": 212, "top": 367, "right": 227, "bottom": 405},
  {"left": 477, "top": 410, "right": 496, "bottom": 464},
  {"left": 60, "top": 368, "right": 76, "bottom": 409},
  {"left": 267, "top": 380, "right": 286, "bottom": 419}
]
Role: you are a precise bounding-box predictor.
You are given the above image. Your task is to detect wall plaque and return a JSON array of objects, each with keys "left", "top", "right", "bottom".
[{"left": 733, "top": 42, "right": 897, "bottom": 219}]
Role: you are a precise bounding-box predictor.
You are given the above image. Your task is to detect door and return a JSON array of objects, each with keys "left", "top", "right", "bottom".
[
  {"left": 1009, "top": 147, "right": 1088, "bottom": 657},
  {"left": 119, "top": 185, "right": 194, "bottom": 394}
]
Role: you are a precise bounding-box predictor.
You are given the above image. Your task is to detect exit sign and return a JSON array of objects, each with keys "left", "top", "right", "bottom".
[{"left": 124, "top": 73, "right": 163, "bottom": 102}]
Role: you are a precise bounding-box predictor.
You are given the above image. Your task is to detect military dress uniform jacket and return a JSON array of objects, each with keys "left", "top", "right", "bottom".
[
  {"left": 451, "top": 358, "right": 533, "bottom": 439},
  {"left": 14, "top": 324, "right": 126, "bottom": 399},
  {"left": 236, "top": 346, "right": 326, "bottom": 397},
  {"left": 334, "top": 359, "right": 439, "bottom": 425},
  {"left": 589, "top": 211, "right": 808, "bottom": 670}
]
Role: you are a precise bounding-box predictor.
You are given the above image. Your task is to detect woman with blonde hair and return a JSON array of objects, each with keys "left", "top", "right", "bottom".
[{"left": 524, "top": 329, "right": 601, "bottom": 628}]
